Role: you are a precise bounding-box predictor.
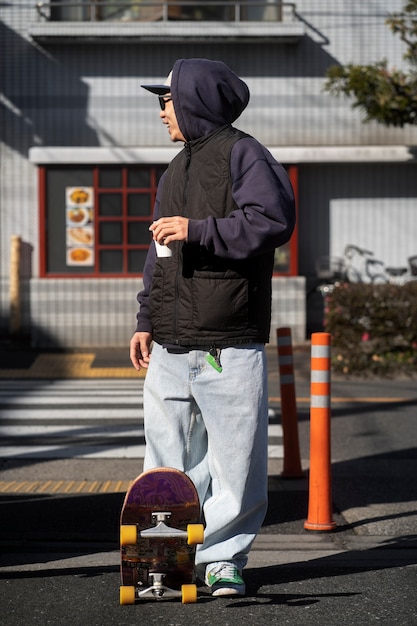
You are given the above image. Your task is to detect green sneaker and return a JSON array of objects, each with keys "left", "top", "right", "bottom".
[{"left": 205, "top": 562, "right": 246, "bottom": 597}]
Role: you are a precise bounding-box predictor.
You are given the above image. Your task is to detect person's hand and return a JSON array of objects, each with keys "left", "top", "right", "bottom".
[
  {"left": 130, "top": 332, "right": 152, "bottom": 370},
  {"left": 150, "top": 216, "right": 189, "bottom": 246}
]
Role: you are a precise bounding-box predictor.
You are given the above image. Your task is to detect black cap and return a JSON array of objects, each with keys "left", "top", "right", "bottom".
[
  {"left": 141, "top": 71, "right": 172, "bottom": 95},
  {"left": 140, "top": 84, "right": 171, "bottom": 95}
]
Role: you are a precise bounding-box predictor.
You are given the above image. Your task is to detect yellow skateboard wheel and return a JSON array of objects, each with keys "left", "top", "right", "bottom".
[
  {"left": 181, "top": 584, "right": 197, "bottom": 604},
  {"left": 120, "top": 585, "right": 136, "bottom": 605},
  {"left": 187, "top": 523, "right": 204, "bottom": 545},
  {"left": 120, "top": 524, "right": 137, "bottom": 546}
]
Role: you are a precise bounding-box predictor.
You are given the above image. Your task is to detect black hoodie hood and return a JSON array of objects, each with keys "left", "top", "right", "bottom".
[{"left": 169, "top": 59, "right": 250, "bottom": 142}]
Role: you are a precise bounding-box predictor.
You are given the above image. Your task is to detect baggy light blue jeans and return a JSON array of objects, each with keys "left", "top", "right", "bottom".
[{"left": 143, "top": 341, "right": 269, "bottom": 574}]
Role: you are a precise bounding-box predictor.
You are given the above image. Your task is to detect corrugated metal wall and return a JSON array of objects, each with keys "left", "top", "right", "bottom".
[{"left": 1, "top": 1, "right": 416, "bottom": 344}]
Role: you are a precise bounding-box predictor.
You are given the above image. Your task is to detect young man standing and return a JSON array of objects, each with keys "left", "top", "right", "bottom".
[{"left": 130, "top": 58, "right": 295, "bottom": 597}]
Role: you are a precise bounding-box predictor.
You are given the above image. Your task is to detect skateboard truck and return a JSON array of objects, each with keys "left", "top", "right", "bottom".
[
  {"left": 121, "top": 511, "right": 204, "bottom": 546},
  {"left": 140, "top": 512, "right": 189, "bottom": 541},
  {"left": 120, "top": 571, "right": 198, "bottom": 603},
  {"left": 137, "top": 572, "right": 183, "bottom": 600}
]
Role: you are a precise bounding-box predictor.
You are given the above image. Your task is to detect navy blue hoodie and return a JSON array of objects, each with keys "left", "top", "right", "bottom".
[
  {"left": 170, "top": 58, "right": 250, "bottom": 141},
  {"left": 136, "top": 58, "right": 295, "bottom": 335}
]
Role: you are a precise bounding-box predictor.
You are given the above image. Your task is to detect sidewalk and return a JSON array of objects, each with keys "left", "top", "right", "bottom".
[
  {"left": 0, "top": 341, "right": 142, "bottom": 379},
  {"left": 0, "top": 341, "right": 310, "bottom": 380}
]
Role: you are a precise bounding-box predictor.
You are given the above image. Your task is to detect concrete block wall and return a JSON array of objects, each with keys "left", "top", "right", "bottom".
[
  {"left": 0, "top": 277, "right": 306, "bottom": 348},
  {"left": 29, "top": 278, "right": 142, "bottom": 348},
  {"left": 0, "top": 279, "right": 32, "bottom": 337},
  {"left": 270, "top": 277, "right": 306, "bottom": 344}
]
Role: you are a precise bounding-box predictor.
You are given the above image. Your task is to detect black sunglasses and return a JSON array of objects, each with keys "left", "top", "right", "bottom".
[{"left": 158, "top": 96, "right": 172, "bottom": 111}]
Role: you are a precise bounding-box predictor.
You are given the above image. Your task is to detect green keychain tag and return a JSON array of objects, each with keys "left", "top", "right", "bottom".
[{"left": 206, "top": 350, "right": 223, "bottom": 373}]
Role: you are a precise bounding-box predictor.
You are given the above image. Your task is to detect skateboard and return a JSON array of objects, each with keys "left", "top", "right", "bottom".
[{"left": 119, "top": 467, "right": 204, "bottom": 604}]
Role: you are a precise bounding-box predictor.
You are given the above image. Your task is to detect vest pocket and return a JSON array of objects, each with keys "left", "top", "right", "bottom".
[{"left": 190, "top": 272, "right": 248, "bottom": 332}]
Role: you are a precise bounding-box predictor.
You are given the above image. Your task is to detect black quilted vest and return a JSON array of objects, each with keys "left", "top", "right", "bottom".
[{"left": 149, "top": 125, "right": 274, "bottom": 348}]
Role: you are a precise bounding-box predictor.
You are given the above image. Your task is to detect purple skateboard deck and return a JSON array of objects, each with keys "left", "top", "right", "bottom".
[{"left": 120, "top": 467, "right": 203, "bottom": 603}]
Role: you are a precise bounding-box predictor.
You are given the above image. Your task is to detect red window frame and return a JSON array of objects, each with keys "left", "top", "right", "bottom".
[
  {"left": 39, "top": 163, "right": 298, "bottom": 278},
  {"left": 39, "top": 164, "right": 161, "bottom": 278},
  {"left": 282, "top": 165, "right": 298, "bottom": 276}
]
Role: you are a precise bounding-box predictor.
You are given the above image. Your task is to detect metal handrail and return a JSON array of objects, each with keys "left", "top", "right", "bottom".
[{"left": 35, "top": 1, "right": 297, "bottom": 23}]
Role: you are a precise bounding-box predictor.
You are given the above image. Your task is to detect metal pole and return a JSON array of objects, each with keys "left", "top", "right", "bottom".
[{"left": 9, "top": 235, "right": 22, "bottom": 336}]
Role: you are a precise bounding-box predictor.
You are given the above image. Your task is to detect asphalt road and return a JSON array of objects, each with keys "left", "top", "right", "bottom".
[{"left": 1, "top": 346, "right": 416, "bottom": 624}]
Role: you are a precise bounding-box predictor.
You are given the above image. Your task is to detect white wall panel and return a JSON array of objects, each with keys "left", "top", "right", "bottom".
[{"left": 330, "top": 199, "right": 417, "bottom": 269}]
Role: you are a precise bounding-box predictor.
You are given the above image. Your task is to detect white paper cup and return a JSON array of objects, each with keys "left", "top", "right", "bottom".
[{"left": 155, "top": 241, "right": 173, "bottom": 257}]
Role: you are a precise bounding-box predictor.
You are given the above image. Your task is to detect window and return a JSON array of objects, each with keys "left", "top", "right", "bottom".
[
  {"left": 39, "top": 165, "right": 164, "bottom": 277},
  {"left": 273, "top": 165, "right": 298, "bottom": 275},
  {"left": 39, "top": 162, "right": 298, "bottom": 278},
  {"left": 46, "top": 1, "right": 285, "bottom": 23}
]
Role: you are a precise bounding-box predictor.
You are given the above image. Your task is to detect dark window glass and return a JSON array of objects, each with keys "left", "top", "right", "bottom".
[
  {"left": 128, "top": 249, "right": 148, "bottom": 273},
  {"left": 128, "top": 194, "right": 151, "bottom": 216},
  {"left": 99, "top": 193, "right": 122, "bottom": 216},
  {"left": 128, "top": 169, "right": 150, "bottom": 188},
  {"left": 99, "top": 168, "right": 122, "bottom": 188},
  {"left": 99, "top": 250, "right": 123, "bottom": 273},
  {"left": 128, "top": 221, "right": 152, "bottom": 244},
  {"left": 99, "top": 222, "right": 123, "bottom": 244}
]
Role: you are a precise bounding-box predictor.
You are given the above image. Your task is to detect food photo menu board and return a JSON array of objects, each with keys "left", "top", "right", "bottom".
[{"left": 65, "top": 187, "right": 94, "bottom": 266}]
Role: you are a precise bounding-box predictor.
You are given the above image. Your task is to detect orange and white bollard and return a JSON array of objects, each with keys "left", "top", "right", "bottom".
[
  {"left": 276, "top": 328, "right": 303, "bottom": 478},
  {"left": 304, "top": 332, "right": 336, "bottom": 531}
]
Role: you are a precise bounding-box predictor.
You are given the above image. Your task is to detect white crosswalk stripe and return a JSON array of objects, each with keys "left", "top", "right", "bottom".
[{"left": 0, "top": 380, "right": 282, "bottom": 459}]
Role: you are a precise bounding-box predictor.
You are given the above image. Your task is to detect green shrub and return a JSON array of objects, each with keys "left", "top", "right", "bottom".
[{"left": 324, "top": 282, "right": 417, "bottom": 376}]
